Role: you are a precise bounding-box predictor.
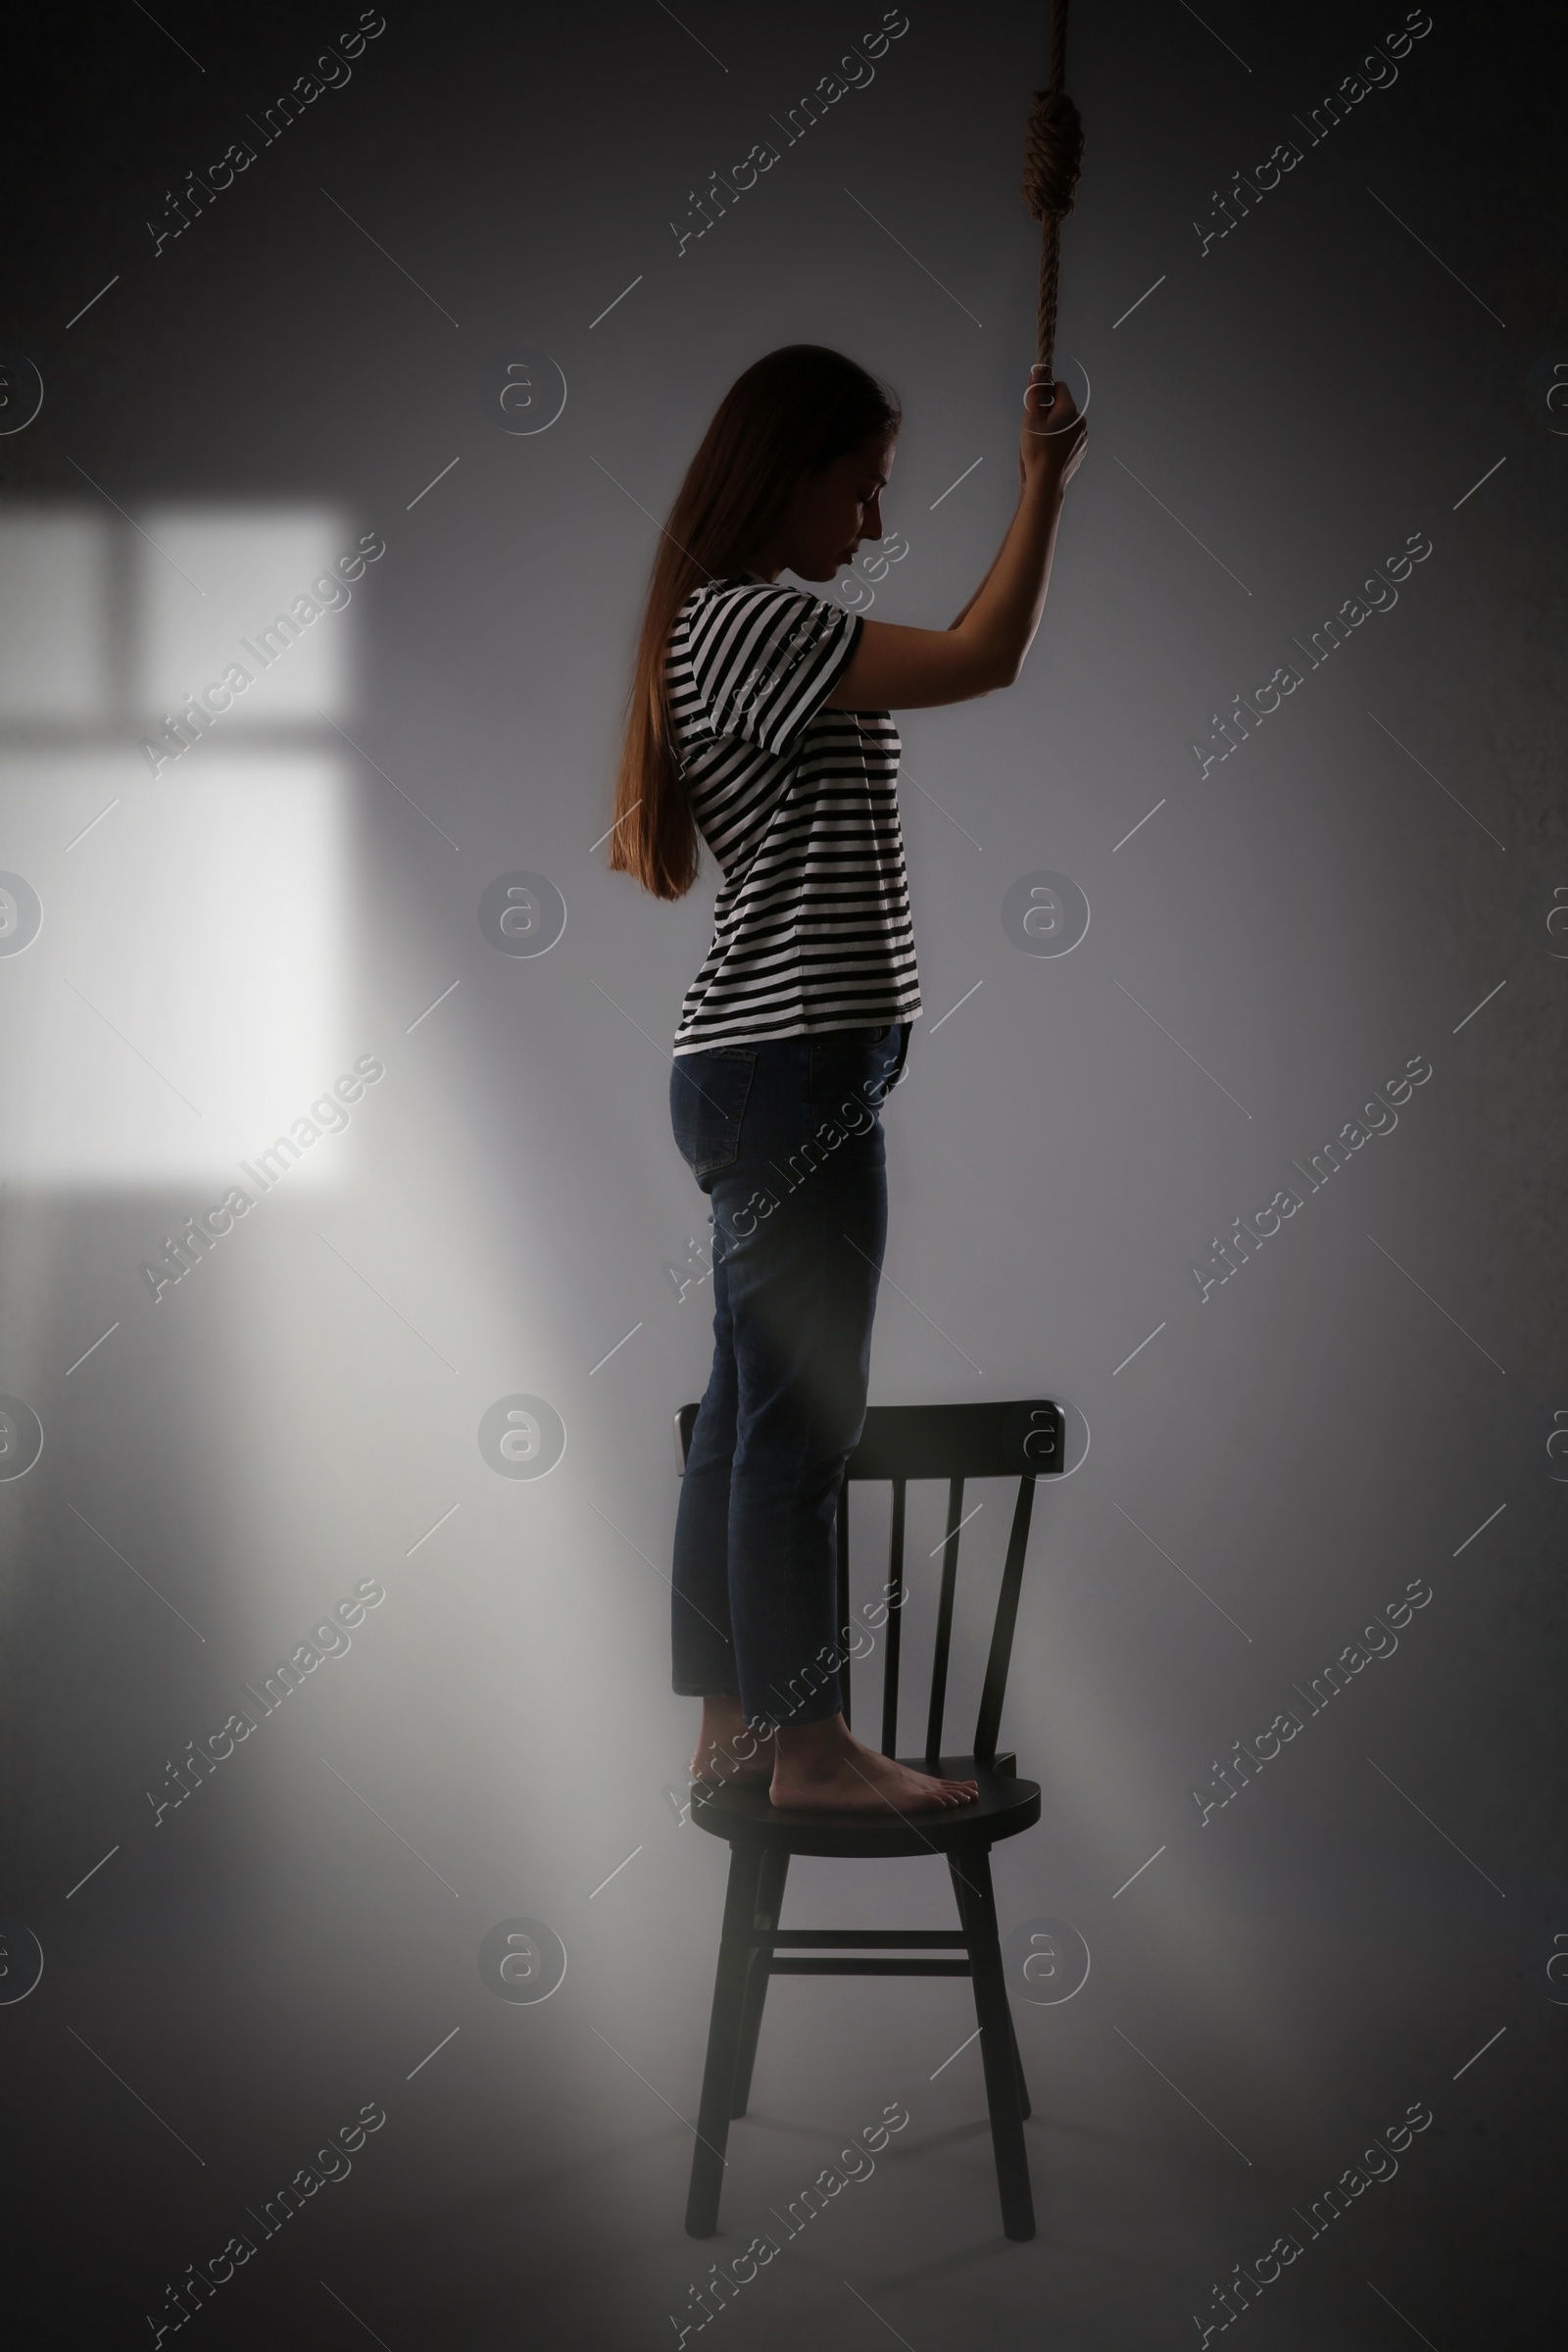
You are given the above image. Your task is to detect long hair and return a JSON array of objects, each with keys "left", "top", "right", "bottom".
[{"left": 608, "top": 345, "right": 901, "bottom": 900}]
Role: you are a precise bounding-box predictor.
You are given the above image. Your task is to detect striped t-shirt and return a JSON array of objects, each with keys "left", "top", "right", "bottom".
[{"left": 666, "top": 574, "right": 923, "bottom": 1054}]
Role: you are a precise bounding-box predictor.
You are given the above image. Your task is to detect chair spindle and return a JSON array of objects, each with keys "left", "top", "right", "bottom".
[
  {"left": 923, "top": 1476, "right": 965, "bottom": 1763},
  {"left": 880, "top": 1478, "right": 906, "bottom": 1756}
]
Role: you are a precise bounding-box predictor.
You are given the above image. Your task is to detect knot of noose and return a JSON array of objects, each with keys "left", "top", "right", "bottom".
[{"left": 1019, "top": 3, "right": 1081, "bottom": 380}]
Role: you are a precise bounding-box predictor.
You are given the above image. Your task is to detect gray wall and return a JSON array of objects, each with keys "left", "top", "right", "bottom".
[{"left": 3, "top": 3, "right": 1562, "bottom": 2344}]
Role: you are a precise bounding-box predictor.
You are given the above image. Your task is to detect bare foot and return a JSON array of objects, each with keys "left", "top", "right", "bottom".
[
  {"left": 690, "top": 1693, "right": 774, "bottom": 1786},
  {"left": 770, "top": 1714, "right": 979, "bottom": 1814}
]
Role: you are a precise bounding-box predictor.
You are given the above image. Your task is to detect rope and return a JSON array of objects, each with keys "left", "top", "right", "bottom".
[{"left": 1020, "top": 0, "right": 1082, "bottom": 377}]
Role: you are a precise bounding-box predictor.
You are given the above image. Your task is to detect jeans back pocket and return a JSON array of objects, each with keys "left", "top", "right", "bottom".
[{"left": 670, "top": 1051, "right": 757, "bottom": 1187}]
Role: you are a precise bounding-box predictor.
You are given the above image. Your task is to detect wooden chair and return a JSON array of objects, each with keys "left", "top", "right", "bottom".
[{"left": 675, "top": 1396, "right": 1064, "bottom": 2242}]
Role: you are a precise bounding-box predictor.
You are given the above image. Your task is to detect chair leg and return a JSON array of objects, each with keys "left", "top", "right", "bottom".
[
  {"left": 950, "top": 1848, "right": 1036, "bottom": 2241},
  {"left": 685, "top": 1841, "right": 765, "bottom": 2237},
  {"left": 730, "top": 1847, "right": 790, "bottom": 2118},
  {"left": 1005, "top": 1999, "right": 1032, "bottom": 2122}
]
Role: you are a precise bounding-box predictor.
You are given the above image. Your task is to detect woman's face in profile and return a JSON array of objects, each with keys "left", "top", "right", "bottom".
[{"left": 773, "top": 431, "right": 897, "bottom": 582}]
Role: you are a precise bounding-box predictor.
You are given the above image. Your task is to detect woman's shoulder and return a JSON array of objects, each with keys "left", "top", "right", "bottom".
[{"left": 675, "top": 574, "right": 823, "bottom": 629}]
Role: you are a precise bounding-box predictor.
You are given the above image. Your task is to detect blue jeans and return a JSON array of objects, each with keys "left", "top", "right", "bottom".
[{"left": 669, "top": 1022, "right": 912, "bottom": 1730}]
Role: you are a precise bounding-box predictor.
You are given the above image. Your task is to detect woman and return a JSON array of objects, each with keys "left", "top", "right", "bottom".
[{"left": 609, "top": 344, "right": 1085, "bottom": 1812}]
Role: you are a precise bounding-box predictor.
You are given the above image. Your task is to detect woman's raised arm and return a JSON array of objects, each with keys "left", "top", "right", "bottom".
[{"left": 824, "top": 371, "right": 1086, "bottom": 712}]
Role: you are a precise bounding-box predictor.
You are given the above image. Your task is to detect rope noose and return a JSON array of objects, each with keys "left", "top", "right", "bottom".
[{"left": 1020, "top": 0, "right": 1083, "bottom": 380}]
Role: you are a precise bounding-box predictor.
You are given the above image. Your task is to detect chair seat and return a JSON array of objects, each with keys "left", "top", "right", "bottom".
[{"left": 689, "top": 1756, "right": 1041, "bottom": 1858}]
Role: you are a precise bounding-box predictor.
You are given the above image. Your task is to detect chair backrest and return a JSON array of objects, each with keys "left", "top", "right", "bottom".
[{"left": 675, "top": 1397, "right": 1064, "bottom": 1767}]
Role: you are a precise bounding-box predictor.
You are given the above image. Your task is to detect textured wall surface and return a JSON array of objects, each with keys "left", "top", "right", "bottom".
[{"left": 2, "top": 4, "right": 1563, "bottom": 2345}]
